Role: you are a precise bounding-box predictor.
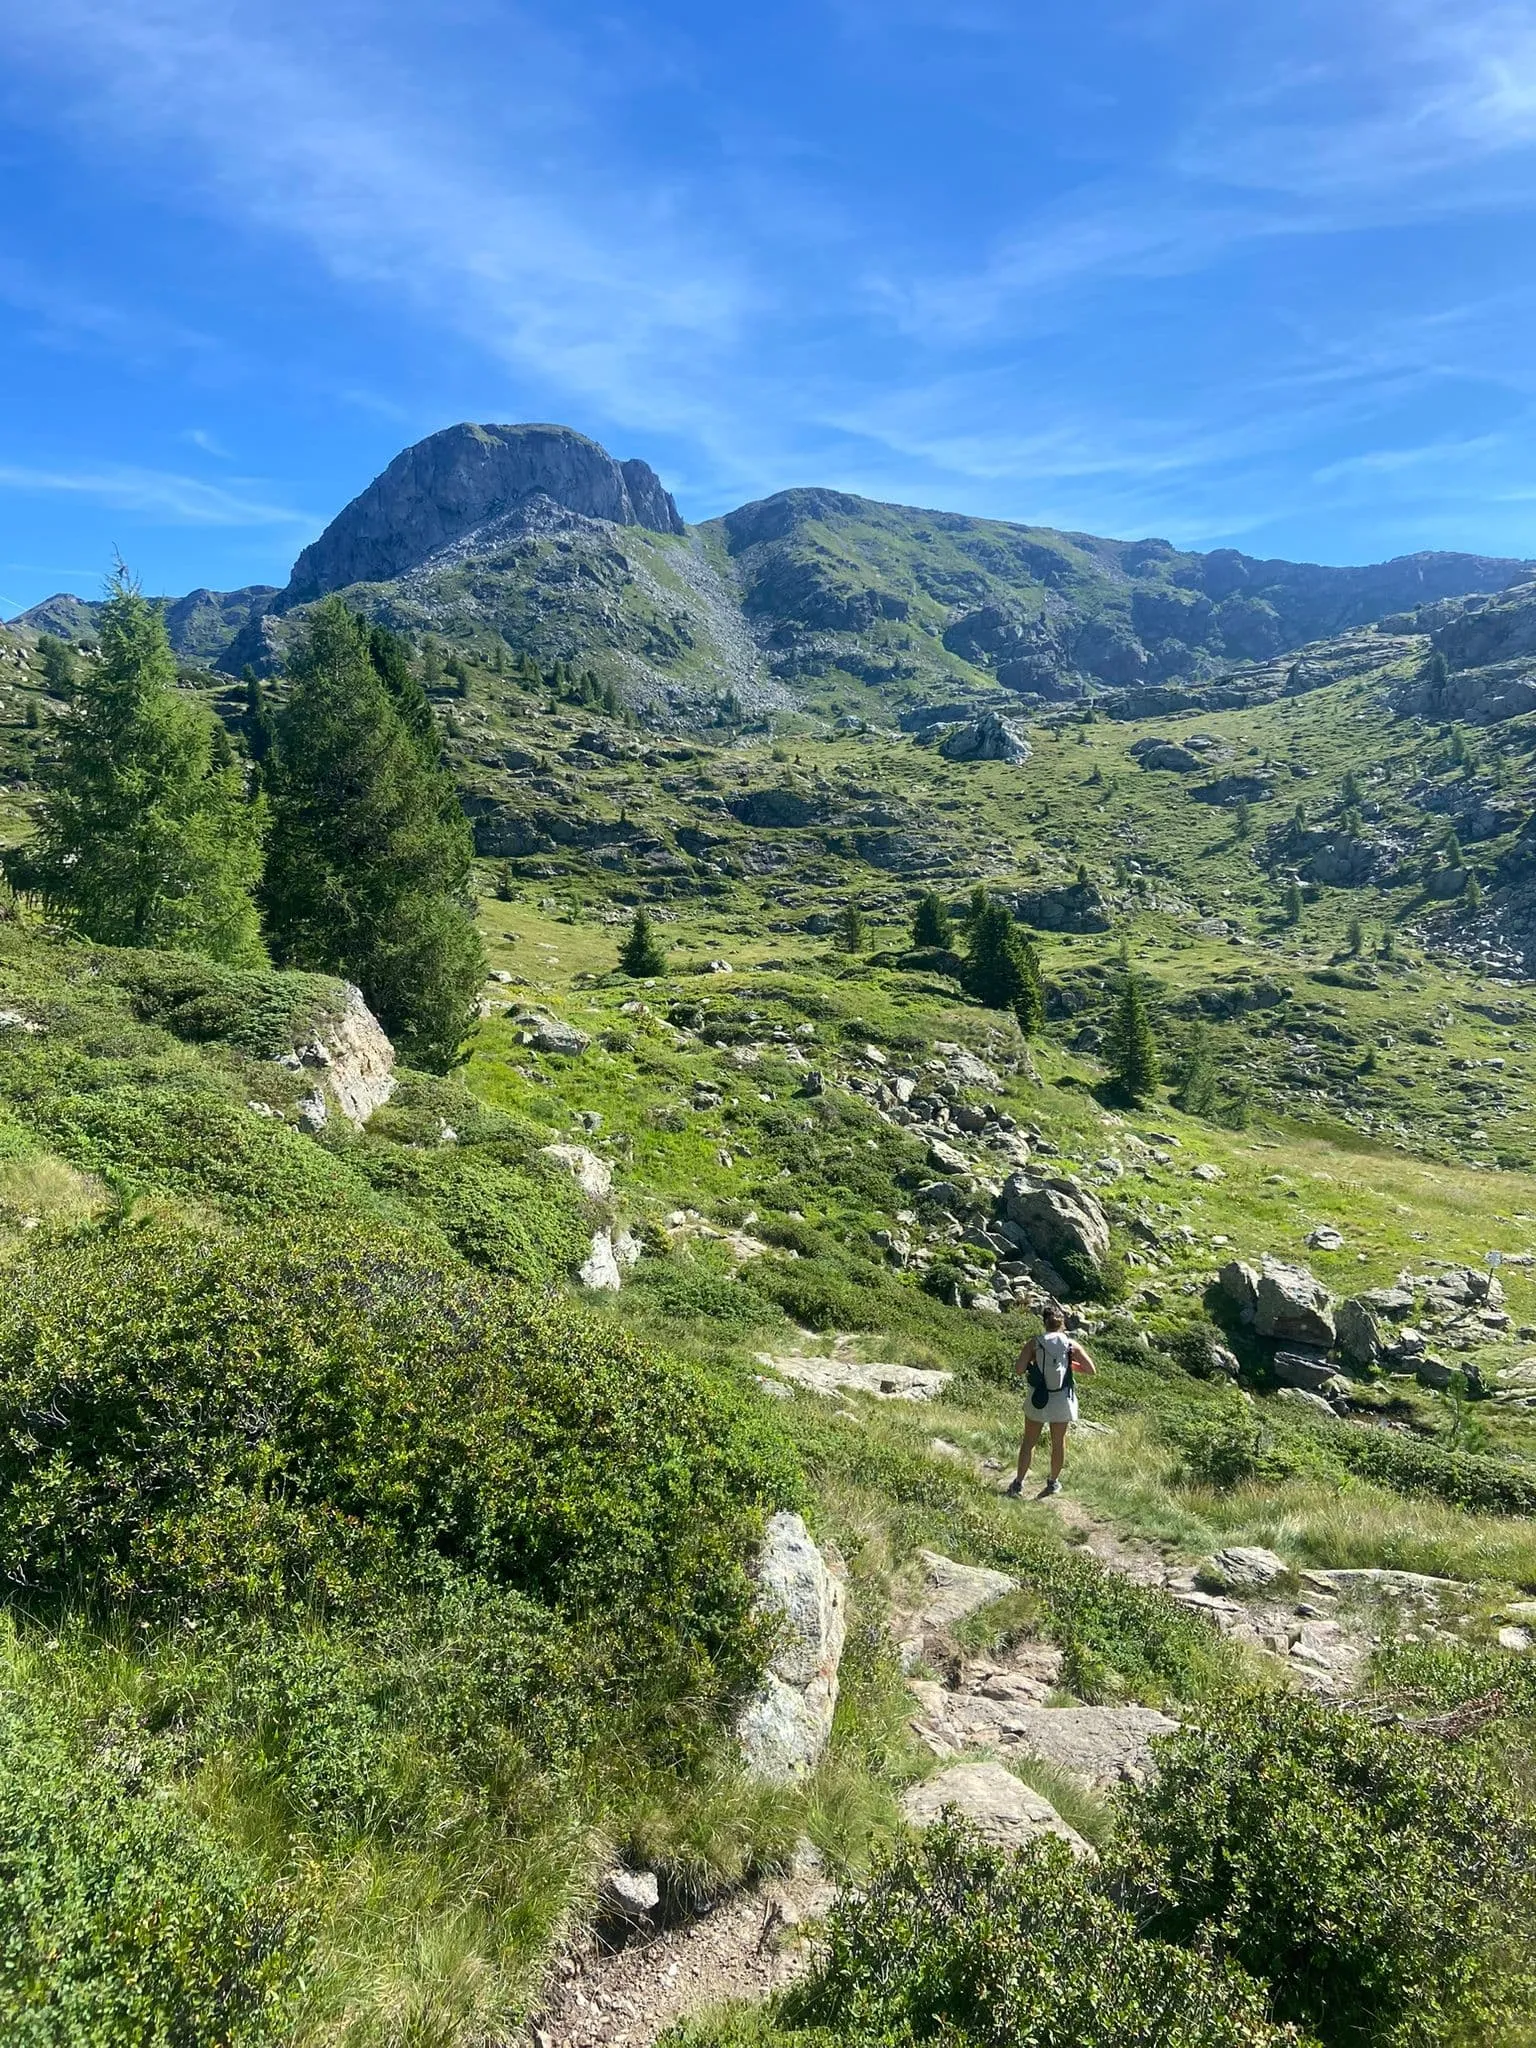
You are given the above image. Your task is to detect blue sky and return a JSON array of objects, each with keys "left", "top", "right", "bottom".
[{"left": 3, "top": 0, "right": 1536, "bottom": 612}]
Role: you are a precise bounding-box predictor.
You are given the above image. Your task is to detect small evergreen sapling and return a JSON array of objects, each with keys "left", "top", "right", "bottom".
[
  {"left": 35, "top": 633, "right": 76, "bottom": 695},
  {"left": 619, "top": 907, "right": 668, "bottom": 977}
]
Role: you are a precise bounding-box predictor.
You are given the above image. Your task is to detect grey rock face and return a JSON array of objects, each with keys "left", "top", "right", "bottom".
[
  {"left": 989, "top": 1705, "right": 1179, "bottom": 1790},
  {"left": 1201, "top": 1545, "right": 1288, "bottom": 1592},
  {"left": 1336, "top": 1296, "right": 1385, "bottom": 1365},
  {"left": 937, "top": 710, "right": 1032, "bottom": 764},
  {"left": 285, "top": 422, "right": 684, "bottom": 601},
  {"left": 910, "top": 1551, "right": 1019, "bottom": 1634},
  {"left": 1218, "top": 1259, "right": 1260, "bottom": 1321},
  {"left": 281, "top": 984, "right": 395, "bottom": 1128},
  {"left": 737, "top": 1512, "right": 847, "bottom": 1781},
  {"left": 1273, "top": 1349, "right": 1349, "bottom": 1398},
  {"left": 1000, "top": 1174, "right": 1111, "bottom": 1292},
  {"left": 515, "top": 1010, "right": 592, "bottom": 1056},
  {"left": 901, "top": 1761, "right": 1093, "bottom": 1857},
  {"left": 541, "top": 1144, "right": 613, "bottom": 1200},
  {"left": 1254, "top": 1258, "right": 1336, "bottom": 1347}
]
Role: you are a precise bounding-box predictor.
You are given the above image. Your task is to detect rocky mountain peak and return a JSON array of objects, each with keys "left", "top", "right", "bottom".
[{"left": 283, "top": 422, "right": 685, "bottom": 604}]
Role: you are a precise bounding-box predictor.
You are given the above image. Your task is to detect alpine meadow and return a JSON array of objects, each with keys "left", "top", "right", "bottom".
[{"left": 6, "top": 11, "right": 1536, "bottom": 2036}]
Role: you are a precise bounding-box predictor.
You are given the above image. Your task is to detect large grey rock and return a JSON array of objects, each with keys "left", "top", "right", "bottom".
[
  {"left": 285, "top": 422, "right": 682, "bottom": 600},
  {"left": 737, "top": 1513, "right": 847, "bottom": 1782},
  {"left": 1254, "top": 1259, "right": 1335, "bottom": 1347},
  {"left": 938, "top": 710, "right": 1032, "bottom": 765},
  {"left": 1000, "top": 1174, "right": 1110, "bottom": 1292},
  {"left": 284, "top": 983, "right": 396, "bottom": 1127},
  {"left": 995, "top": 1705, "right": 1179, "bottom": 1790},
  {"left": 902, "top": 1761, "right": 1093, "bottom": 1856},
  {"left": 1218, "top": 1259, "right": 1260, "bottom": 1322},
  {"left": 755, "top": 1353, "right": 952, "bottom": 1402},
  {"left": 540, "top": 1144, "right": 613, "bottom": 1200},
  {"left": 1201, "top": 1546, "right": 1288, "bottom": 1592},
  {"left": 1336, "top": 1296, "right": 1384, "bottom": 1366},
  {"left": 911, "top": 1552, "right": 1018, "bottom": 1633},
  {"left": 579, "top": 1230, "right": 624, "bottom": 1292},
  {"left": 516, "top": 1010, "right": 592, "bottom": 1056},
  {"left": 1273, "top": 1349, "right": 1349, "bottom": 1397}
]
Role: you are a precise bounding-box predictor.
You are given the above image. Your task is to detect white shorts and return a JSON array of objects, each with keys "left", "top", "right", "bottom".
[{"left": 1030, "top": 1386, "right": 1079, "bottom": 1427}]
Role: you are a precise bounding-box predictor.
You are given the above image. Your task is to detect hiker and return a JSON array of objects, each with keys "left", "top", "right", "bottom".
[{"left": 1006, "top": 1303, "right": 1095, "bottom": 1498}]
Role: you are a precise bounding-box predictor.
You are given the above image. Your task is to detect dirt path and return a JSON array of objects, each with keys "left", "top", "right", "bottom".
[{"left": 529, "top": 1868, "right": 833, "bottom": 2048}]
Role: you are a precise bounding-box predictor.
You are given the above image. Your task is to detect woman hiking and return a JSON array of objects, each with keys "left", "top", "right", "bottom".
[{"left": 1005, "top": 1303, "right": 1096, "bottom": 1499}]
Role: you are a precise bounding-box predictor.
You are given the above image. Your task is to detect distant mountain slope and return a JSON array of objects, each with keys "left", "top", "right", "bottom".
[
  {"left": 8, "top": 423, "right": 1531, "bottom": 722},
  {"left": 704, "top": 488, "right": 1534, "bottom": 703},
  {"left": 12, "top": 585, "right": 278, "bottom": 664}
]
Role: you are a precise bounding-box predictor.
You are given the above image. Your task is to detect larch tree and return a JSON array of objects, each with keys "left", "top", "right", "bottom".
[
  {"left": 5, "top": 571, "right": 265, "bottom": 964},
  {"left": 261, "top": 597, "right": 484, "bottom": 1071}
]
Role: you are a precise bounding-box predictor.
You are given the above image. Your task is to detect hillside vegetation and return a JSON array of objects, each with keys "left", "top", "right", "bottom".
[{"left": 4, "top": 448, "right": 1536, "bottom": 2041}]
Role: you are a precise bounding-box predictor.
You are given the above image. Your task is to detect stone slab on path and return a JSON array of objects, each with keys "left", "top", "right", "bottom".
[
  {"left": 983, "top": 1705, "right": 1180, "bottom": 1790},
  {"left": 756, "top": 1352, "right": 952, "bottom": 1401},
  {"left": 902, "top": 1760, "right": 1094, "bottom": 1858}
]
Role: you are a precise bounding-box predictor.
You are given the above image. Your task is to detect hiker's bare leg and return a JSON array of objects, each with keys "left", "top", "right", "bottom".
[
  {"left": 1049, "top": 1422, "right": 1068, "bottom": 1482},
  {"left": 1017, "top": 1419, "right": 1043, "bottom": 1482}
]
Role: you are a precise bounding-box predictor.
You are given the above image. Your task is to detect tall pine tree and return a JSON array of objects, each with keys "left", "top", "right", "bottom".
[
  {"left": 911, "top": 891, "right": 953, "bottom": 949},
  {"left": 5, "top": 571, "right": 264, "bottom": 963},
  {"left": 261, "top": 598, "right": 484, "bottom": 1071}
]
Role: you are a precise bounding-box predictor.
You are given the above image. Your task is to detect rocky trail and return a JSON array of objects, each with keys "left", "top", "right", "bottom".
[{"left": 521, "top": 1417, "right": 1481, "bottom": 2048}]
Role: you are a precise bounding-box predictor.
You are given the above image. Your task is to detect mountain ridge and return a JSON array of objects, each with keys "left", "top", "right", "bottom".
[{"left": 9, "top": 422, "right": 1533, "bottom": 722}]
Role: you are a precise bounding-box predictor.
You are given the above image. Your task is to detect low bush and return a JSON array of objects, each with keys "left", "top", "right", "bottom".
[
  {"left": 348, "top": 1143, "right": 590, "bottom": 1285},
  {"left": 0, "top": 1685, "right": 298, "bottom": 2046},
  {"left": 1114, "top": 1689, "right": 1536, "bottom": 2046},
  {"left": 106, "top": 948, "right": 345, "bottom": 1060},
  {"left": 626, "top": 1260, "right": 782, "bottom": 1330},
  {"left": 777, "top": 1822, "right": 1290, "bottom": 2048},
  {"left": 0, "top": 1222, "right": 797, "bottom": 1718}
]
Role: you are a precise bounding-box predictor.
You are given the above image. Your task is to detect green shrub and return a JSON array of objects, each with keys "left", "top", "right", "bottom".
[
  {"left": 753, "top": 1259, "right": 883, "bottom": 1333},
  {"left": 1114, "top": 1690, "right": 1536, "bottom": 2046},
  {"left": 1175, "top": 1405, "right": 1299, "bottom": 1492},
  {"left": 349, "top": 1143, "right": 589, "bottom": 1285},
  {"left": 0, "top": 1223, "right": 798, "bottom": 1715},
  {"left": 105, "top": 949, "right": 345, "bottom": 1059},
  {"left": 0, "top": 1687, "right": 297, "bottom": 2046},
  {"left": 627, "top": 1260, "right": 782, "bottom": 1330},
  {"left": 1312, "top": 1418, "right": 1536, "bottom": 1518},
  {"left": 776, "top": 1822, "right": 1289, "bottom": 2047}
]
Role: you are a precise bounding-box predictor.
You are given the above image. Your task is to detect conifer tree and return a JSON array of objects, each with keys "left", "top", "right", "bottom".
[
  {"left": 35, "top": 633, "right": 76, "bottom": 696},
  {"left": 261, "top": 598, "right": 484, "bottom": 1071},
  {"left": 1425, "top": 649, "right": 1450, "bottom": 707},
  {"left": 5, "top": 571, "right": 264, "bottom": 963},
  {"left": 965, "top": 897, "right": 1039, "bottom": 1014},
  {"left": 835, "top": 902, "right": 867, "bottom": 953},
  {"left": 367, "top": 624, "right": 440, "bottom": 761},
  {"left": 1105, "top": 968, "right": 1161, "bottom": 1102},
  {"left": 911, "top": 891, "right": 953, "bottom": 949},
  {"left": 242, "top": 665, "right": 276, "bottom": 765},
  {"left": 1174, "top": 1019, "right": 1219, "bottom": 1117},
  {"left": 1283, "top": 878, "right": 1303, "bottom": 925},
  {"left": 619, "top": 906, "right": 668, "bottom": 977},
  {"left": 1346, "top": 914, "right": 1364, "bottom": 955},
  {"left": 1012, "top": 939, "right": 1045, "bottom": 1039}
]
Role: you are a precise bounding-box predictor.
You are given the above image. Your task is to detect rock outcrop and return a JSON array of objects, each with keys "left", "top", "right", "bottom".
[
  {"left": 1220, "top": 1257, "right": 1335, "bottom": 1347},
  {"left": 901, "top": 1762, "right": 1093, "bottom": 1857},
  {"left": 999, "top": 1174, "right": 1111, "bottom": 1295},
  {"left": 737, "top": 1513, "right": 846, "bottom": 1782},
  {"left": 937, "top": 710, "right": 1032, "bottom": 764},
  {"left": 284, "top": 423, "right": 685, "bottom": 602},
  {"left": 276, "top": 984, "right": 395, "bottom": 1128}
]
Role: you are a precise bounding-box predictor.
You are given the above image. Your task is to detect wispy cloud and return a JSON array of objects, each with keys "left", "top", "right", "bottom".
[
  {"left": 3, "top": 0, "right": 758, "bottom": 443},
  {"left": 181, "top": 428, "right": 233, "bottom": 459},
  {"left": 0, "top": 463, "right": 316, "bottom": 528}
]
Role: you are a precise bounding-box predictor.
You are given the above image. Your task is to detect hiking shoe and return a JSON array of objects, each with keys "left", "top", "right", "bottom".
[
  {"left": 1040, "top": 1478, "right": 1062, "bottom": 1498},
  {"left": 1004, "top": 1476, "right": 1023, "bottom": 1497}
]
